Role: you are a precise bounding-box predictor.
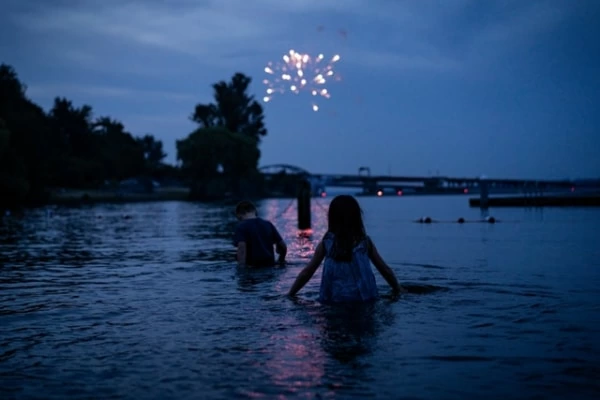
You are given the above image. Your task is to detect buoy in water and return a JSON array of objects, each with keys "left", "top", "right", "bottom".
[
  {"left": 417, "top": 216, "right": 432, "bottom": 224},
  {"left": 457, "top": 217, "right": 465, "bottom": 224},
  {"left": 485, "top": 216, "right": 496, "bottom": 224}
]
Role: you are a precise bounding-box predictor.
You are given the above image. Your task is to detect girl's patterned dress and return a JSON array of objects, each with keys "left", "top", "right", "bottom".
[{"left": 319, "top": 232, "right": 379, "bottom": 303}]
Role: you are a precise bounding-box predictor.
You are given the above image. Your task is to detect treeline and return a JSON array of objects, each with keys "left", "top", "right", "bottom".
[
  {"left": 1, "top": 63, "right": 291, "bottom": 208},
  {"left": 0, "top": 64, "right": 177, "bottom": 207}
]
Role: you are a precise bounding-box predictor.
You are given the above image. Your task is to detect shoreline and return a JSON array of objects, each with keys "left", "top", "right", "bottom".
[
  {"left": 469, "top": 192, "right": 600, "bottom": 207},
  {"left": 46, "top": 189, "right": 471, "bottom": 206},
  {"left": 47, "top": 187, "right": 192, "bottom": 206},
  {"left": 10, "top": 188, "right": 600, "bottom": 209},
  {"left": 44, "top": 188, "right": 299, "bottom": 207}
]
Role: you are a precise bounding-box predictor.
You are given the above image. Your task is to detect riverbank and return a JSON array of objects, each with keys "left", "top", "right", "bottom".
[{"left": 47, "top": 187, "right": 191, "bottom": 206}]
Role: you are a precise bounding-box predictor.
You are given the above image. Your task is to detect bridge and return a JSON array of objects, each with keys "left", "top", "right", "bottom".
[{"left": 258, "top": 164, "right": 600, "bottom": 204}]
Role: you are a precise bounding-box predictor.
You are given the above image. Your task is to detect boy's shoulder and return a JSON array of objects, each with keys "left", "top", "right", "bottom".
[
  {"left": 258, "top": 217, "right": 278, "bottom": 228},
  {"left": 237, "top": 217, "right": 273, "bottom": 229}
]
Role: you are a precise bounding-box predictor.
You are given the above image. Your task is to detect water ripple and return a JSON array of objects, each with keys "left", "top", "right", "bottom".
[{"left": 1, "top": 199, "right": 599, "bottom": 399}]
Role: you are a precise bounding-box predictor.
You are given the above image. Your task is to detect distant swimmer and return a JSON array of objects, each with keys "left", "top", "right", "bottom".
[{"left": 415, "top": 216, "right": 434, "bottom": 224}]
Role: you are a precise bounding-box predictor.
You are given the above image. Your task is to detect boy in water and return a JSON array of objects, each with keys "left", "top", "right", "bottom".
[{"left": 233, "top": 201, "right": 287, "bottom": 268}]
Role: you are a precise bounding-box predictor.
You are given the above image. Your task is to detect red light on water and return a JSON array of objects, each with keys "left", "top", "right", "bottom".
[
  {"left": 397, "top": 190, "right": 403, "bottom": 196},
  {"left": 298, "top": 228, "right": 313, "bottom": 238},
  {"left": 377, "top": 190, "right": 383, "bottom": 197},
  {"left": 463, "top": 188, "right": 469, "bottom": 194}
]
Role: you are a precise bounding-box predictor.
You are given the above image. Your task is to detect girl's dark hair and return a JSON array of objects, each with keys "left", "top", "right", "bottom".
[{"left": 327, "top": 195, "right": 366, "bottom": 262}]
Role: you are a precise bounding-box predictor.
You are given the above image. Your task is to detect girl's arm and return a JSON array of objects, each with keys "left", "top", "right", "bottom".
[
  {"left": 288, "top": 241, "right": 326, "bottom": 296},
  {"left": 367, "top": 237, "right": 406, "bottom": 293}
]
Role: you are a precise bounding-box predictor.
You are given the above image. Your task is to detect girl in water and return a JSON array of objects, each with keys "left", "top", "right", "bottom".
[{"left": 288, "top": 195, "right": 405, "bottom": 302}]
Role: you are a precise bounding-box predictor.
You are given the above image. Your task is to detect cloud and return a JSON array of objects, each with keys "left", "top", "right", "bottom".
[
  {"left": 26, "top": 83, "right": 197, "bottom": 102},
  {"left": 468, "top": 0, "right": 571, "bottom": 53},
  {"left": 345, "top": 49, "right": 460, "bottom": 72},
  {"left": 3, "top": 0, "right": 442, "bottom": 71},
  {"left": 4, "top": 0, "right": 578, "bottom": 81},
  {"left": 10, "top": 1, "right": 277, "bottom": 60}
]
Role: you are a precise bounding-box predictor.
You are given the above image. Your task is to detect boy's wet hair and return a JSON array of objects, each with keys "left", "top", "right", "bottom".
[{"left": 235, "top": 201, "right": 257, "bottom": 216}]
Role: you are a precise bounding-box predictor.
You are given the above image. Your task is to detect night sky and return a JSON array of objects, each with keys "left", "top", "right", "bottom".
[{"left": 2, "top": 0, "right": 599, "bottom": 179}]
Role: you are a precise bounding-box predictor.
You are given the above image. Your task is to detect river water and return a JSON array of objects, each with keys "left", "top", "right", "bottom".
[{"left": 1, "top": 196, "right": 599, "bottom": 399}]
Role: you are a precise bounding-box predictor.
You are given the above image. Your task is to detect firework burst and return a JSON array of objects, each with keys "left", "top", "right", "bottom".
[{"left": 262, "top": 49, "right": 341, "bottom": 112}]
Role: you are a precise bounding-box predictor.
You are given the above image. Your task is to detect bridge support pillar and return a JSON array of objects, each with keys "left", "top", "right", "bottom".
[
  {"left": 297, "top": 179, "right": 311, "bottom": 230},
  {"left": 479, "top": 181, "right": 489, "bottom": 209},
  {"left": 363, "top": 180, "right": 378, "bottom": 195}
]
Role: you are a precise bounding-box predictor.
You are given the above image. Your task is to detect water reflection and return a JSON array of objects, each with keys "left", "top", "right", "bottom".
[
  {"left": 242, "top": 298, "right": 397, "bottom": 398},
  {"left": 2, "top": 199, "right": 599, "bottom": 399},
  {"left": 260, "top": 198, "right": 329, "bottom": 249},
  {"left": 265, "top": 298, "right": 397, "bottom": 398},
  {"left": 317, "top": 303, "right": 383, "bottom": 363},
  {"left": 258, "top": 324, "right": 328, "bottom": 398},
  {"left": 236, "top": 267, "right": 285, "bottom": 293}
]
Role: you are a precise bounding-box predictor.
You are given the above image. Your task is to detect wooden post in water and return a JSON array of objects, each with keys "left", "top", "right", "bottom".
[
  {"left": 479, "top": 180, "right": 489, "bottom": 209},
  {"left": 297, "top": 179, "right": 311, "bottom": 230}
]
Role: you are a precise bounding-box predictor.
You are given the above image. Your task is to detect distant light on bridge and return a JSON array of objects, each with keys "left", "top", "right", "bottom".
[
  {"left": 571, "top": 187, "right": 575, "bottom": 192},
  {"left": 396, "top": 190, "right": 403, "bottom": 196},
  {"left": 377, "top": 190, "right": 383, "bottom": 197},
  {"left": 320, "top": 191, "right": 327, "bottom": 198},
  {"left": 463, "top": 188, "right": 469, "bottom": 194}
]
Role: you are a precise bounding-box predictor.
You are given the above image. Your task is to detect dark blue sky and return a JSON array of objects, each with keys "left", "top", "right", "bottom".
[{"left": 2, "top": 0, "right": 599, "bottom": 179}]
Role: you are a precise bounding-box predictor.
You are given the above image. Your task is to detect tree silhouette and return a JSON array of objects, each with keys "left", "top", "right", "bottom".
[
  {"left": 0, "top": 119, "right": 30, "bottom": 206},
  {"left": 92, "top": 117, "right": 145, "bottom": 181},
  {"left": 179, "top": 72, "right": 268, "bottom": 198},
  {"left": 137, "top": 134, "right": 167, "bottom": 168},
  {"left": 191, "top": 73, "right": 267, "bottom": 140},
  {"left": 176, "top": 127, "right": 260, "bottom": 199},
  {"left": 1, "top": 63, "right": 173, "bottom": 206},
  {"left": 49, "top": 97, "right": 94, "bottom": 157},
  {"left": 0, "top": 64, "right": 27, "bottom": 109},
  {"left": 0, "top": 64, "right": 51, "bottom": 202}
]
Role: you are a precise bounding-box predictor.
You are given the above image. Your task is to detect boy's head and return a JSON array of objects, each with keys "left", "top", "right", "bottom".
[{"left": 235, "top": 201, "right": 257, "bottom": 220}]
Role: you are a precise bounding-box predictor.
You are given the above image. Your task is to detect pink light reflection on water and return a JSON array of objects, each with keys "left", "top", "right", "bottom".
[{"left": 258, "top": 198, "right": 330, "bottom": 263}]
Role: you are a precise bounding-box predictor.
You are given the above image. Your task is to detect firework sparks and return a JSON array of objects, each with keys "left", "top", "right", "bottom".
[{"left": 263, "top": 49, "right": 341, "bottom": 112}]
